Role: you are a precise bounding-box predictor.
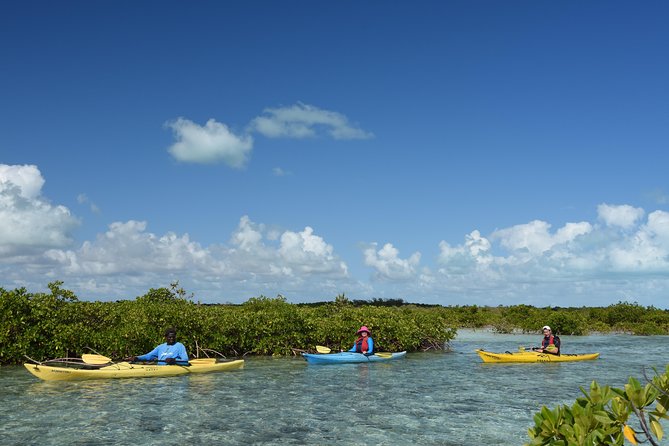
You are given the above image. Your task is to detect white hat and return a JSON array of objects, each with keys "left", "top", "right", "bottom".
[{"left": 542, "top": 326, "right": 551, "bottom": 331}]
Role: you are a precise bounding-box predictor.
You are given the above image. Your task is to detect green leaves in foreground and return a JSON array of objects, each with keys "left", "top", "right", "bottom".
[{"left": 526, "top": 366, "right": 669, "bottom": 445}]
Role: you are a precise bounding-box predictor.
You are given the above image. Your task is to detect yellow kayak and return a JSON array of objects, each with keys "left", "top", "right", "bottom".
[
  {"left": 476, "top": 349, "right": 600, "bottom": 364},
  {"left": 24, "top": 358, "right": 244, "bottom": 381}
]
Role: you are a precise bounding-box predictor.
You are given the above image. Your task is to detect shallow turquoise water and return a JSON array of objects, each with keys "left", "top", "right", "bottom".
[{"left": 1, "top": 331, "right": 667, "bottom": 445}]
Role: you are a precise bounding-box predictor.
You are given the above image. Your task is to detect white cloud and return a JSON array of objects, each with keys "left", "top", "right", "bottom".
[
  {"left": 429, "top": 206, "right": 669, "bottom": 305},
  {"left": 363, "top": 242, "right": 421, "bottom": 280},
  {"left": 166, "top": 117, "right": 253, "bottom": 167},
  {"left": 0, "top": 164, "right": 79, "bottom": 256},
  {"left": 166, "top": 103, "right": 371, "bottom": 170},
  {"left": 1, "top": 165, "right": 668, "bottom": 308},
  {"left": 645, "top": 210, "right": 669, "bottom": 245},
  {"left": 77, "top": 193, "right": 100, "bottom": 214},
  {"left": 249, "top": 102, "right": 374, "bottom": 140},
  {"left": 231, "top": 215, "right": 265, "bottom": 252},
  {"left": 0, "top": 164, "right": 44, "bottom": 199},
  {"left": 605, "top": 209, "right": 669, "bottom": 272},
  {"left": 45, "top": 220, "right": 214, "bottom": 275},
  {"left": 272, "top": 167, "right": 291, "bottom": 176},
  {"left": 12, "top": 215, "right": 350, "bottom": 301},
  {"left": 491, "top": 220, "right": 592, "bottom": 256},
  {"left": 279, "top": 226, "right": 347, "bottom": 274},
  {"left": 438, "top": 230, "right": 494, "bottom": 271},
  {"left": 598, "top": 203, "right": 644, "bottom": 229},
  {"left": 226, "top": 217, "right": 348, "bottom": 278}
]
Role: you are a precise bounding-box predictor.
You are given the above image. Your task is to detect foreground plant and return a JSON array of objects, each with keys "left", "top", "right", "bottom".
[{"left": 526, "top": 366, "right": 669, "bottom": 445}]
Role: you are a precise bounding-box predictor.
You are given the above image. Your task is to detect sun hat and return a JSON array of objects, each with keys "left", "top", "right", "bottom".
[
  {"left": 356, "top": 326, "right": 370, "bottom": 334},
  {"left": 542, "top": 326, "right": 551, "bottom": 331}
]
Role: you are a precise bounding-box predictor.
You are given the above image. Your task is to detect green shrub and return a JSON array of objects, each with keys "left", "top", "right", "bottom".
[
  {"left": 0, "top": 284, "right": 457, "bottom": 364},
  {"left": 526, "top": 366, "right": 669, "bottom": 445}
]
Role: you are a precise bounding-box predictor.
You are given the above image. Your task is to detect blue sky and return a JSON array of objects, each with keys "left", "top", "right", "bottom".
[{"left": 1, "top": 1, "right": 668, "bottom": 307}]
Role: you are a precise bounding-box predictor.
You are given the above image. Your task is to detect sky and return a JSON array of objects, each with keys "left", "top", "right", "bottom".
[{"left": 1, "top": 1, "right": 668, "bottom": 307}]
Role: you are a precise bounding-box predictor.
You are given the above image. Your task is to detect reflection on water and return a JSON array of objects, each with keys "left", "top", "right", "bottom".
[{"left": 1, "top": 332, "right": 668, "bottom": 445}]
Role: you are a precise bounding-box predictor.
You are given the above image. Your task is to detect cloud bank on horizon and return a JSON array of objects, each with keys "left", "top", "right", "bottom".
[{"left": 2, "top": 162, "right": 668, "bottom": 307}]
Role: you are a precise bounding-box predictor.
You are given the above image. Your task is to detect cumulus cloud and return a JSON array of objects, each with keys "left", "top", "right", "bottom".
[
  {"left": 166, "top": 103, "right": 372, "bottom": 169},
  {"left": 279, "top": 226, "right": 347, "bottom": 274},
  {"left": 77, "top": 193, "right": 100, "bottom": 214},
  {"left": 438, "top": 205, "right": 664, "bottom": 275},
  {"left": 363, "top": 242, "right": 421, "bottom": 280},
  {"left": 438, "top": 230, "right": 494, "bottom": 272},
  {"left": 231, "top": 215, "right": 265, "bottom": 252},
  {"left": 598, "top": 203, "right": 644, "bottom": 229},
  {"left": 20, "top": 215, "right": 349, "bottom": 301},
  {"left": 166, "top": 117, "right": 253, "bottom": 167},
  {"left": 249, "top": 102, "right": 374, "bottom": 140},
  {"left": 428, "top": 203, "right": 669, "bottom": 305},
  {"left": 0, "top": 164, "right": 79, "bottom": 256},
  {"left": 491, "top": 220, "right": 592, "bottom": 257},
  {"left": 227, "top": 216, "right": 348, "bottom": 277},
  {"left": 45, "top": 220, "right": 214, "bottom": 275},
  {"left": 605, "top": 209, "right": 669, "bottom": 272},
  {"left": 2, "top": 170, "right": 669, "bottom": 307},
  {"left": 0, "top": 164, "right": 44, "bottom": 198}
]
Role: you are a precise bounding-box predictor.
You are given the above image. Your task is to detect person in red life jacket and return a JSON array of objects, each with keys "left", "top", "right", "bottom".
[
  {"left": 348, "top": 325, "right": 374, "bottom": 356},
  {"left": 535, "top": 325, "right": 560, "bottom": 355}
]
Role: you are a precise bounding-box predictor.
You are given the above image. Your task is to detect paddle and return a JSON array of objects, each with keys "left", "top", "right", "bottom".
[
  {"left": 517, "top": 346, "right": 535, "bottom": 352},
  {"left": 315, "top": 345, "right": 393, "bottom": 358},
  {"left": 82, "top": 354, "right": 206, "bottom": 366},
  {"left": 517, "top": 346, "right": 560, "bottom": 356},
  {"left": 189, "top": 358, "right": 218, "bottom": 365},
  {"left": 81, "top": 354, "right": 144, "bottom": 367},
  {"left": 82, "top": 354, "right": 113, "bottom": 365}
]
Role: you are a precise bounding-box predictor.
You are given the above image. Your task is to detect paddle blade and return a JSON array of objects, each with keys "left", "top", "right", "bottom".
[
  {"left": 81, "top": 354, "right": 112, "bottom": 365},
  {"left": 316, "top": 345, "right": 331, "bottom": 354},
  {"left": 375, "top": 352, "right": 392, "bottom": 358},
  {"left": 189, "top": 358, "right": 218, "bottom": 365}
]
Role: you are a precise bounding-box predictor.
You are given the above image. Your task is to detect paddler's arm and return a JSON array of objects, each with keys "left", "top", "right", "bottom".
[{"left": 129, "top": 346, "right": 160, "bottom": 362}]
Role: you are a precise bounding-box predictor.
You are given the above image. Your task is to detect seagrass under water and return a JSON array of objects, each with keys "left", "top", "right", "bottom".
[{"left": 1, "top": 331, "right": 667, "bottom": 445}]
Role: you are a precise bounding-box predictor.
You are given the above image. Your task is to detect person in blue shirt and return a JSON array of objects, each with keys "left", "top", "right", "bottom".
[
  {"left": 127, "top": 328, "right": 189, "bottom": 365},
  {"left": 348, "top": 325, "right": 374, "bottom": 355}
]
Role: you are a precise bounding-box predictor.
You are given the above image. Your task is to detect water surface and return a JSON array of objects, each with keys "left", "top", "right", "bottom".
[{"left": 1, "top": 331, "right": 667, "bottom": 445}]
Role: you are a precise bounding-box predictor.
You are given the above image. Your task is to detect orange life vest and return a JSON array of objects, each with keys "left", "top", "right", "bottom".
[
  {"left": 542, "top": 334, "right": 559, "bottom": 353},
  {"left": 354, "top": 336, "right": 369, "bottom": 353}
]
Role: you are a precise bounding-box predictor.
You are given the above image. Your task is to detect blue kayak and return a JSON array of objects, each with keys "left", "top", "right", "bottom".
[{"left": 301, "top": 351, "right": 407, "bottom": 364}]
